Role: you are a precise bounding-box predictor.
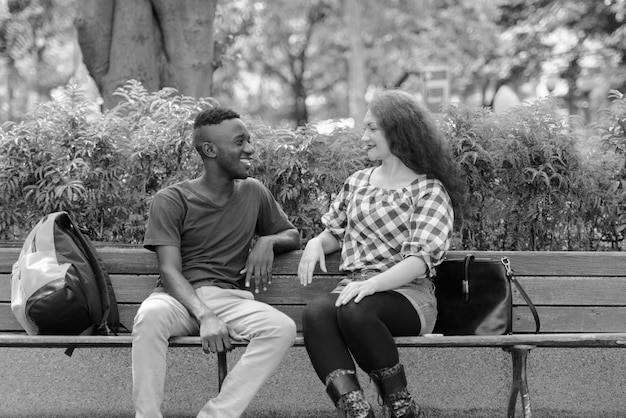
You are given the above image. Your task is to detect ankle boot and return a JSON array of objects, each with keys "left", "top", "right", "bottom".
[
  {"left": 325, "top": 370, "right": 375, "bottom": 418},
  {"left": 369, "top": 364, "right": 425, "bottom": 418}
]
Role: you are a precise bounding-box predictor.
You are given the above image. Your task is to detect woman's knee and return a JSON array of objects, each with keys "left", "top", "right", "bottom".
[
  {"left": 303, "top": 295, "right": 337, "bottom": 329},
  {"left": 336, "top": 301, "right": 375, "bottom": 329}
]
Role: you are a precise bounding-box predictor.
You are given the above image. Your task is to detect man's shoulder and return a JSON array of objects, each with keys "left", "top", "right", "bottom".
[
  {"left": 238, "top": 177, "right": 268, "bottom": 193},
  {"left": 156, "top": 180, "right": 190, "bottom": 194}
]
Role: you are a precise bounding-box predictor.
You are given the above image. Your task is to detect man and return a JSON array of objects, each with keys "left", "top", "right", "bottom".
[{"left": 132, "top": 107, "right": 300, "bottom": 418}]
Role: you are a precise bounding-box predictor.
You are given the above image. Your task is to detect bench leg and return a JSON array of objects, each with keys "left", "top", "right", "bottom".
[
  {"left": 218, "top": 351, "right": 228, "bottom": 391},
  {"left": 506, "top": 345, "right": 533, "bottom": 418}
]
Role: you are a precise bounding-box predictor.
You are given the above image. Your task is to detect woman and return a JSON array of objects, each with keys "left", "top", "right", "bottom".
[{"left": 298, "top": 90, "right": 466, "bottom": 418}]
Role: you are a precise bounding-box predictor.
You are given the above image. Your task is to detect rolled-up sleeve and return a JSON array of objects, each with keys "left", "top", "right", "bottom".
[{"left": 400, "top": 182, "right": 454, "bottom": 275}]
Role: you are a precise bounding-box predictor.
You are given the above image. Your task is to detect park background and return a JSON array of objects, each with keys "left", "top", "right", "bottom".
[
  {"left": 1, "top": 1, "right": 626, "bottom": 417},
  {"left": 1, "top": 0, "right": 626, "bottom": 252}
]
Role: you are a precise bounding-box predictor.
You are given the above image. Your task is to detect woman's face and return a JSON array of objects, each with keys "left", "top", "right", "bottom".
[{"left": 361, "top": 110, "right": 391, "bottom": 161}]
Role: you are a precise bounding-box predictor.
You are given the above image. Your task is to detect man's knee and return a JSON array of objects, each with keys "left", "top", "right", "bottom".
[
  {"left": 263, "top": 309, "right": 297, "bottom": 344},
  {"left": 133, "top": 296, "right": 179, "bottom": 338},
  {"left": 277, "top": 311, "right": 297, "bottom": 341}
]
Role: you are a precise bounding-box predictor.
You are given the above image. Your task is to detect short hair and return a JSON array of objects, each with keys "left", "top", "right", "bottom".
[
  {"left": 193, "top": 107, "right": 240, "bottom": 129},
  {"left": 193, "top": 107, "right": 241, "bottom": 156}
]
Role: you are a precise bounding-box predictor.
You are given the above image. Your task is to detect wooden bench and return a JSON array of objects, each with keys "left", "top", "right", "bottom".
[{"left": 2, "top": 244, "right": 626, "bottom": 417}]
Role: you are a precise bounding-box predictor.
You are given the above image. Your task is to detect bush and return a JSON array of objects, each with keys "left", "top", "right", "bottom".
[
  {"left": 0, "top": 81, "right": 216, "bottom": 242},
  {"left": 0, "top": 81, "right": 368, "bottom": 243},
  {"left": 1, "top": 82, "right": 625, "bottom": 251}
]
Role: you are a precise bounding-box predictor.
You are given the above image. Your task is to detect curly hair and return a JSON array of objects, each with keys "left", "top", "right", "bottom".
[{"left": 368, "top": 90, "right": 467, "bottom": 217}]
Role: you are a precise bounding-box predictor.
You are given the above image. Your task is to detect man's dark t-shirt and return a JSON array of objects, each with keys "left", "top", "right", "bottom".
[{"left": 143, "top": 178, "right": 295, "bottom": 289}]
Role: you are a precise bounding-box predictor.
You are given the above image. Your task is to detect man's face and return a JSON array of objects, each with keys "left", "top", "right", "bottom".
[{"left": 201, "top": 118, "right": 254, "bottom": 179}]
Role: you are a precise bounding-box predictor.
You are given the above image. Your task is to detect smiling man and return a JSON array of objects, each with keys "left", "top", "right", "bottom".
[{"left": 132, "top": 107, "right": 300, "bottom": 418}]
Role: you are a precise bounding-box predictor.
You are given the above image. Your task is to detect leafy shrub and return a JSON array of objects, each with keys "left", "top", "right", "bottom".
[
  {"left": 1, "top": 82, "right": 625, "bottom": 251},
  {"left": 0, "top": 81, "right": 215, "bottom": 242},
  {"left": 248, "top": 120, "right": 371, "bottom": 243},
  {"left": 0, "top": 81, "right": 368, "bottom": 243},
  {"left": 444, "top": 96, "right": 624, "bottom": 251}
]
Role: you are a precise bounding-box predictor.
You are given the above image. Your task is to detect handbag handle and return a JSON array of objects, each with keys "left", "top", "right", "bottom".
[
  {"left": 501, "top": 257, "right": 541, "bottom": 333},
  {"left": 462, "top": 254, "right": 474, "bottom": 303}
]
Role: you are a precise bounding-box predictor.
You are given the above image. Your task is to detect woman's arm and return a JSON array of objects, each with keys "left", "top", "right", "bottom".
[
  {"left": 334, "top": 256, "right": 427, "bottom": 306},
  {"left": 297, "top": 229, "right": 341, "bottom": 286}
]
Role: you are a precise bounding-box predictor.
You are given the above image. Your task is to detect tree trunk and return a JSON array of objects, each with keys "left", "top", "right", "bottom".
[
  {"left": 293, "top": 75, "right": 309, "bottom": 127},
  {"left": 75, "top": 0, "right": 216, "bottom": 109},
  {"left": 344, "top": 0, "right": 367, "bottom": 130}
]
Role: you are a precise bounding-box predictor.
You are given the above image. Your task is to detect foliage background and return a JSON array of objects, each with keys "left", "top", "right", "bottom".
[
  {"left": 2, "top": 82, "right": 625, "bottom": 251},
  {"left": 1, "top": 0, "right": 625, "bottom": 128}
]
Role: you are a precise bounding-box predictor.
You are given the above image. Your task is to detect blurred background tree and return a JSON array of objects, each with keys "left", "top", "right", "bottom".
[
  {"left": 2, "top": 0, "right": 625, "bottom": 127},
  {"left": 74, "top": 0, "right": 217, "bottom": 109},
  {"left": 0, "top": 0, "right": 79, "bottom": 120}
]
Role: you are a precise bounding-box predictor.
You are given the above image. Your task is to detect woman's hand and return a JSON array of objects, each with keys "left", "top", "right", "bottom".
[
  {"left": 335, "top": 279, "right": 378, "bottom": 306},
  {"left": 298, "top": 238, "right": 327, "bottom": 286}
]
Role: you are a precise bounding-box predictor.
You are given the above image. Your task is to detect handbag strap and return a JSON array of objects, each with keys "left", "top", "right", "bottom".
[
  {"left": 501, "top": 257, "right": 541, "bottom": 333},
  {"left": 462, "top": 254, "right": 474, "bottom": 303}
]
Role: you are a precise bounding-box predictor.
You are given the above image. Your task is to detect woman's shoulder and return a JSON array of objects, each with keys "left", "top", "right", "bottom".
[
  {"left": 409, "top": 175, "right": 447, "bottom": 195},
  {"left": 345, "top": 167, "right": 375, "bottom": 185}
]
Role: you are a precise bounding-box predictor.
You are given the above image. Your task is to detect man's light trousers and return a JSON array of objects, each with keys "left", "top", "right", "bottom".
[{"left": 132, "top": 287, "right": 297, "bottom": 418}]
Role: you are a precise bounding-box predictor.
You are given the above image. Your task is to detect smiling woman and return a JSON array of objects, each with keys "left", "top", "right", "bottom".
[{"left": 297, "top": 89, "right": 467, "bottom": 418}]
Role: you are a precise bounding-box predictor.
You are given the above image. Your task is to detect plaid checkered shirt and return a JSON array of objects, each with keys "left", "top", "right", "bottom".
[{"left": 322, "top": 167, "right": 454, "bottom": 277}]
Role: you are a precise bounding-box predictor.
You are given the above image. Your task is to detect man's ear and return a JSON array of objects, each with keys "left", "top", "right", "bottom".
[{"left": 201, "top": 142, "right": 217, "bottom": 158}]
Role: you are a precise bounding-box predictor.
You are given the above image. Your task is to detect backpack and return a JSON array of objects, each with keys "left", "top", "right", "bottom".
[{"left": 11, "top": 211, "right": 121, "bottom": 339}]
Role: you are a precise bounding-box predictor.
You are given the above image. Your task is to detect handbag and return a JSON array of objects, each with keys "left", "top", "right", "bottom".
[{"left": 432, "top": 254, "right": 540, "bottom": 336}]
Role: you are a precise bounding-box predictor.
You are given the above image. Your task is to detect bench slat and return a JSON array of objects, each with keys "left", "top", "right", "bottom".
[
  {"left": 3, "top": 303, "right": 626, "bottom": 334},
  {"left": 6, "top": 274, "right": 626, "bottom": 306},
  {"left": 0, "top": 303, "right": 310, "bottom": 333},
  {"left": 0, "top": 273, "right": 342, "bottom": 304},
  {"left": 2, "top": 333, "right": 626, "bottom": 349},
  {"left": 4, "top": 247, "right": 626, "bottom": 276},
  {"left": 514, "top": 306, "right": 626, "bottom": 333},
  {"left": 512, "top": 276, "right": 626, "bottom": 305}
]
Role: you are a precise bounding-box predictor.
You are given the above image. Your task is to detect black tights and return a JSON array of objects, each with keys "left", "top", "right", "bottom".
[{"left": 302, "top": 291, "right": 422, "bottom": 382}]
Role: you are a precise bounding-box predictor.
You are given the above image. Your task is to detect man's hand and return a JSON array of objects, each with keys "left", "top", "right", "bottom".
[
  {"left": 242, "top": 236, "right": 274, "bottom": 293},
  {"left": 199, "top": 314, "right": 243, "bottom": 353},
  {"left": 298, "top": 237, "right": 327, "bottom": 286}
]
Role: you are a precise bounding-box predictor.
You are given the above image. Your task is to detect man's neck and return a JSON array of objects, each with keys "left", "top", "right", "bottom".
[{"left": 194, "top": 172, "right": 236, "bottom": 204}]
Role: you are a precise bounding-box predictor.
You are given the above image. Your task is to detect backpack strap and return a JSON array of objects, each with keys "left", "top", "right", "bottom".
[
  {"left": 65, "top": 213, "right": 121, "bottom": 334},
  {"left": 64, "top": 325, "right": 96, "bottom": 357}
]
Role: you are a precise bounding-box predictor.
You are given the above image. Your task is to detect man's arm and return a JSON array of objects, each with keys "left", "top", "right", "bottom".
[
  {"left": 244, "top": 227, "right": 300, "bottom": 293},
  {"left": 155, "top": 245, "right": 240, "bottom": 353}
]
